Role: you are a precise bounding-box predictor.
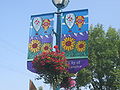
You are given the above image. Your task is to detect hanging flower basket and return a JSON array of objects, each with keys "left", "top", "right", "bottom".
[{"left": 32, "top": 46, "right": 72, "bottom": 90}]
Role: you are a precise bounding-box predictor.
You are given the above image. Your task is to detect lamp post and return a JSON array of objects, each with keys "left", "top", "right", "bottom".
[{"left": 52, "top": 0, "right": 69, "bottom": 50}]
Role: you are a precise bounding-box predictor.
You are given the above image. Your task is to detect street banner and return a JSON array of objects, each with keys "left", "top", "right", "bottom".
[
  {"left": 61, "top": 9, "right": 88, "bottom": 59},
  {"left": 27, "top": 58, "right": 89, "bottom": 74},
  {"left": 27, "top": 13, "right": 54, "bottom": 60},
  {"left": 27, "top": 61, "right": 36, "bottom": 73},
  {"left": 27, "top": 9, "right": 89, "bottom": 73},
  {"left": 67, "top": 58, "right": 89, "bottom": 73},
  {"left": 27, "top": 13, "right": 54, "bottom": 73}
]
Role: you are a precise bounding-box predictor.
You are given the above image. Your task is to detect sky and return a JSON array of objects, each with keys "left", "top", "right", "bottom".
[{"left": 0, "top": 0, "right": 120, "bottom": 90}]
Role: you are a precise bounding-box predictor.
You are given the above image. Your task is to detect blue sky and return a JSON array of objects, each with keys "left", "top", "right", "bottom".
[{"left": 0, "top": 0, "right": 120, "bottom": 90}]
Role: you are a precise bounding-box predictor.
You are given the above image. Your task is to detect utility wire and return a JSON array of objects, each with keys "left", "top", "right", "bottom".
[
  {"left": 0, "top": 36, "right": 34, "bottom": 77},
  {"left": 0, "top": 36, "right": 27, "bottom": 56}
]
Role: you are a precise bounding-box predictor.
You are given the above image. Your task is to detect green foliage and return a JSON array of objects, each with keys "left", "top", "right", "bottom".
[
  {"left": 76, "top": 24, "right": 120, "bottom": 90},
  {"left": 76, "top": 68, "right": 92, "bottom": 90},
  {"left": 38, "top": 86, "right": 43, "bottom": 90}
]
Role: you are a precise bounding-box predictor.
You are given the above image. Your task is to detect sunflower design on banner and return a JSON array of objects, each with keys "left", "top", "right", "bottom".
[
  {"left": 41, "top": 43, "right": 51, "bottom": 52},
  {"left": 76, "top": 41, "right": 86, "bottom": 52},
  {"left": 28, "top": 39, "right": 41, "bottom": 53},
  {"left": 27, "top": 13, "right": 54, "bottom": 60},
  {"left": 62, "top": 37, "right": 75, "bottom": 51},
  {"left": 61, "top": 9, "right": 88, "bottom": 59}
]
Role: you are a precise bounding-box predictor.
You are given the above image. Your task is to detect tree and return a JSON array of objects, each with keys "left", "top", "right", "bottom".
[
  {"left": 38, "top": 86, "right": 43, "bottom": 90},
  {"left": 75, "top": 24, "right": 120, "bottom": 90},
  {"left": 76, "top": 69, "right": 92, "bottom": 90}
]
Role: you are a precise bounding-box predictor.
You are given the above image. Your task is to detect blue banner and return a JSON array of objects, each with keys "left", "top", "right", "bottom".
[
  {"left": 28, "top": 13, "right": 54, "bottom": 60},
  {"left": 61, "top": 9, "right": 88, "bottom": 59}
]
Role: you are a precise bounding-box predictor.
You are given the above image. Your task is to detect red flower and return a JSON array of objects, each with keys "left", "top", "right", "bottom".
[
  {"left": 59, "top": 54, "right": 64, "bottom": 57},
  {"left": 56, "top": 49, "right": 60, "bottom": 53},
  {"left": 51, "top": 59, "right": 55, "bottom": 62},
  {"left": 55, "top": 67, "right": 59, "bottom": 69},
  {"left": 45, "top": 60, "right": 50, "bottom": 63},
  {"left": 34, "top": 57, "right": 38, "bottom": 61},
  {"left": 54, "top": 45, "right": 58, "bottom": 49},
  {"left": 42, "top": 52, "right": 47, "bottom": 54},
  {"left": 55, "top": 60, "right": 61, "bottom": 63},
  {"left": 41, "top": 57, "right": 45, "bottom": 59},
  {"left": 59, "top": 63, "right": 63, "bottom": 65},
  {"left": 61, "top": 52, "right": 65, "bottom": 54},
  {"left": 41, "top": 63, "right": 45, "bottom": 66},
  {"left": 32, "top": 61, "right": 34, "bottom": 64},
  {"left": 40, "top": 61, "right": 45, "bottom": 64},
  {"left": 49, "top": 47, "right": 52, "bottom": 49}
]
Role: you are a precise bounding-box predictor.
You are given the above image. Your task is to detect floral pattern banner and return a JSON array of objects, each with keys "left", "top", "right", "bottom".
[
  {"left": 27, "top": 13, "right": 54, "bottom": 60},
  {"left": 61, "top": 9, "right": 88, "bottom": 59}
]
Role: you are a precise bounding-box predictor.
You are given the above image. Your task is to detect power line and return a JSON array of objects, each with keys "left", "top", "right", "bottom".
[{"left": 0, "top": 36, "right": 27, "bottom": 56}]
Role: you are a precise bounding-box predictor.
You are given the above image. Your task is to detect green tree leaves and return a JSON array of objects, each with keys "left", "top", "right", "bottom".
[{"left": 76, "top": 24, "right": 120, "bottom": 90}]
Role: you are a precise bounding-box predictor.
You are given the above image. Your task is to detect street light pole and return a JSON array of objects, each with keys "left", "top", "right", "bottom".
[
  {"left": 52, "top": 0, "right": 69, "bottom": 50},
  {"left": 56, "top": 8, "right": 62, "bottom": 50},
  {"left": 52, "top": 0, "right": 69, "bottom": 89}
]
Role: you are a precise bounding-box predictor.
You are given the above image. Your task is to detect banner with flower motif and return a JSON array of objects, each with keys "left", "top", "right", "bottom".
[
  {"left": 27, "top": 13, "right": 54, "bottom": 60},
  {"left": 61, "top": 9, "right": 88, "bottom": 59}
]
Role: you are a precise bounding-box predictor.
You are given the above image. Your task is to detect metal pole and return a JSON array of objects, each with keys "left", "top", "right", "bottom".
[{"left": 56, "top": 8, "right": 62, "bottom": 50}]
